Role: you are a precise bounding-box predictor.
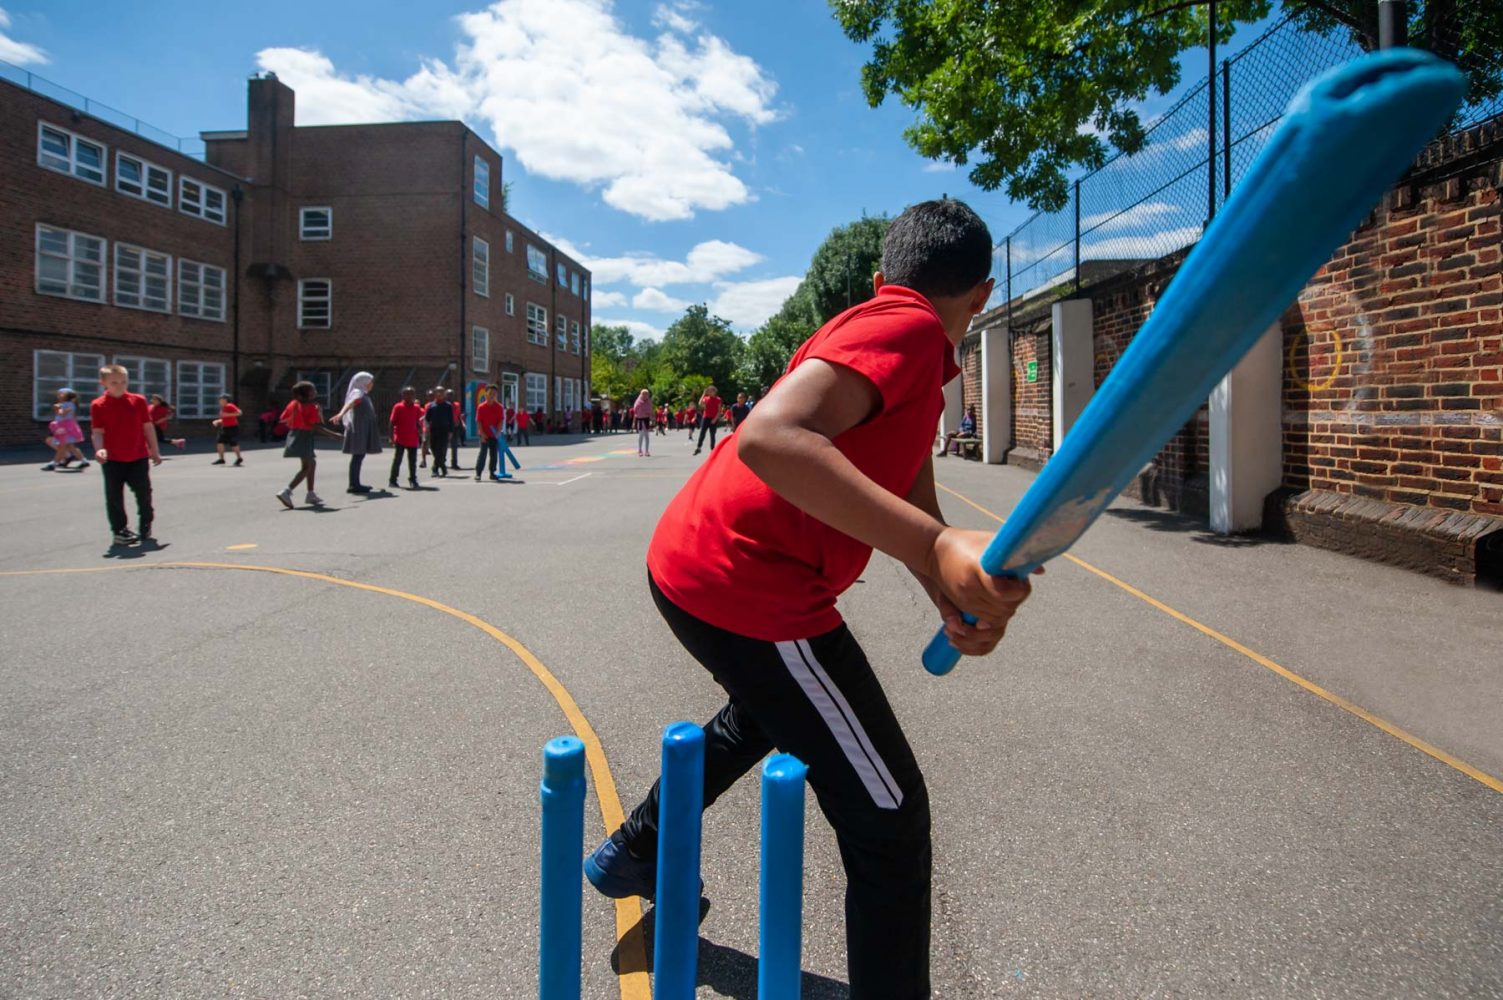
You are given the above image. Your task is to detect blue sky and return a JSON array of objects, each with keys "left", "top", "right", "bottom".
[{"left": 2, "top": 1, "right": 1269, "bottom": 339}]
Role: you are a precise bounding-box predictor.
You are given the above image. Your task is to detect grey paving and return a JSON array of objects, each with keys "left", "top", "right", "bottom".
[{"left": 0, "top": 435, "right": 1498, "bottom": 998}]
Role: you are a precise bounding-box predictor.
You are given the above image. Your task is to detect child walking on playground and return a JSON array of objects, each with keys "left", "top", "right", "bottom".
[
  {"left": 389, "top": 386, "right": 423, "bottom": 489},
  {"left": 91, "top": 364, "right": 161, "bottom": 544},
  {"left": 585, "top": 200, "right": 1035, "bottom": 998},
  {"left": 211, "top": 395, "right": 243, "bottom": 466},
  {"left": 275, "top": 380, "right": 340, "bottom": 508},
  {"left": 41, "top": 388, "right": 88, "bottom": 471}
]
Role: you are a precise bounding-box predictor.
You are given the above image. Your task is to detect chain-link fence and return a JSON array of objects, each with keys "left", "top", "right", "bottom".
[{"left": 994, "top": 7, "right": 1502, "bottom": 314}]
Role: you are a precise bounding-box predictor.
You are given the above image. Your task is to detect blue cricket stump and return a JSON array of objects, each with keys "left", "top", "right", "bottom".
[
  {"left": 759, "top": 753, "right": 809, "bottom": 1000},
  {"left": 494, "top": 439, "right": 521, "bottom": 479},
  {"left": 653, "top": 721, "right": 706, "bottom": 999},
  {"left": 539, "top": 736, "right": 586, "bottom": 1000}
]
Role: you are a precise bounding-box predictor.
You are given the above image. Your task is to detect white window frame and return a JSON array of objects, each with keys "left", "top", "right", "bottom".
[
  {"left": 557, "top": 261, "right": 568, "bottom": 286},
  {"left": 113, "top": 243, "right": 172, "bottom": 314},
  {"left": 556, "top": 314, "right": 568, "bottom": 350},
  {"left": 563, "top": 377, "right": 576, "bottom": 413},
  {"left": 527, "top": 245, "right": 548, "bottom": 283},
  {"left": 525, "top": 372, "right": 547, "bottom": 412},
  {"left": 35, "top": 224, "right": 107, "bottom": 303},
  {"left": 501, "top": 372, "right": 519, "bottom": 409},
  {"left": 113, "top": 355, "right": 172, "bottom": 404},
  {"left": 33, "top": 350, "right": 105, "bottom": 421},
  {"left": 297, "top": 370, "right": 332, "bottom": 404},
  {"left": 178, "top": 259, "right": 226, "bottom": 322},
  {"left": 555, "top": 375, "right": 563, "bottom": 412},
  {"left": 583, "top": 278, "right": 590, "bottom": 301},
  {"left": 299, "top": 206, "right": 332, "bottom": 241},
  {"left": 115, "top": 151, "right": 173, "bottom": 207},
  {"left": 37, "top": 122, "right": 105, "bottom": 185},
  {"left": 582, "top": 325, "right": 589, "bottom": 355},
  {"left": 570, "top": 320, "right": 581, "bottom": 355},
  {"left": 472, "top": 326, "right": 490, "bottom": 373},
  {"left": 505, "top": 230, "right": 514, "bottom": 253},
  {"left": 473, "top": 237, "right": 490, "bottom": 297},
  {"left": 176, "top": 361, "right": 227, "bottom": 419},
  {"left": 474, "top": 156, "right": 490, "bottom": 209},
  {"left": 179, "top": 176, "right": 227, "bottom": 225},
  {"left": 526, "top": 302, "right": 548, "bottom": 346},
  {"left": 571, "top": 271, "right": 580, "bottom": 296},
  {"left": 298, "top": 278, "right": 332, "bottom": 329},
  {"left": 504, "top": 292, "right": 515, "bottom": 317}
]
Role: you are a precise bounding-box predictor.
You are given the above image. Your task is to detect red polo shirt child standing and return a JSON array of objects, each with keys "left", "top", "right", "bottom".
[
  {"left": 91, "top": 364, "right": 161, "bottom": 545},
  {"left": 388, "top": 386, "right": 424, "bottom": 489},
  {"left": 211, "top": 395, "right": 243, "bottom": 466},
  {"left": 474, "top": 386, "right": 505, "bottom": 480},
  {"left": 584, "top": 201, "right": 1036, "bottom": 999}
]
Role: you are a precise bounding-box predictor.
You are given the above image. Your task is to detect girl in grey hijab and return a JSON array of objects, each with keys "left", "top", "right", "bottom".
[{"left": 329, "top": 371, "right": 382, "bottom": 493}]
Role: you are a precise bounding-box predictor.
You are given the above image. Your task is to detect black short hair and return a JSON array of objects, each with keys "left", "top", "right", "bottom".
[
  {"left": 292, "top": 380, "right": 316, "bottom": 401},
  {"left": 880, "top": 199, "right": 992, "bottom": 299}
]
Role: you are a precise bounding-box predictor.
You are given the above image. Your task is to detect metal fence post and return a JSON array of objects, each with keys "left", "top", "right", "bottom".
[
  {"left": 1073, "top": 180, "right": 1081, "bottom": 295},
  {"left": 1222, "top": 60, "right": 1233, "bottom": 202},
  {"left": 1207, "top": 0, "right": 1218, "bottom": 224},
  {"left": 1005, "top": 236, "right": 1013, "bottom": 333},
  {"left": 1379, "top": 0, "right": 1408, "bottom": 48}
]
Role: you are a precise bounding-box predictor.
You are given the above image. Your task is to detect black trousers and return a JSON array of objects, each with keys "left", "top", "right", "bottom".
[
  {"left": 621, "top": 574, "right": 932, "bottom": 998},
  {"left": 102, "top": 458, "right": 153, "bottom": 533},
  {"left": 348, "top": 453, "right": 366, "bottom": 489},
  {"left": 475, "top": 438, "right": 499, "bottom": 477},
  {"left": 450, "top": 428, "right": 462, "bottom": 466},
  {"left": 390, "top": 445, "right": 417, "bottom": 483},
  {"left": 429, "top": 429, "right": 450, "bottom": 472},
  {"left": 696, "top": 419, "right": 718, "bottom": 451}
]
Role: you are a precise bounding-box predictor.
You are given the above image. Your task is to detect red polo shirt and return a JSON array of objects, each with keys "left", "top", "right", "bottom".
[
  {"left": 389, "top": 400, "right": 423, "bottom": 447},
  {"left": 90, "top": 392, "right": 153, "bottom": 463},
  {"left": 282, "top": 400, "right": 322, "bottom": 430},
  {"left": 647, "top": 285, "right": 959, "bottom": 640},
  {"left": 218, "top": 402, "right": 241, "bottom": 427},
  {"left": 476, "top": 399, "right": 504, "bottom": 439}
]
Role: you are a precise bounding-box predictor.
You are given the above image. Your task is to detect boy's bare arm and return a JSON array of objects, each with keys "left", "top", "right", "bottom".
[{"left": 143, "top": 423, "right": 162, "bottom": 463}]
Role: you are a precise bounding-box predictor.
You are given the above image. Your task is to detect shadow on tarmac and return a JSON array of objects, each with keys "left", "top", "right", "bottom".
[
  {"left": 610, "top": 899, "right": 849, "bottom": 998},
  {"left": 1104, "top": 506, "right": 1290, "bottom": 548},
  {"left": 103, "top": 539, "right": 169, "bottom": 559}
]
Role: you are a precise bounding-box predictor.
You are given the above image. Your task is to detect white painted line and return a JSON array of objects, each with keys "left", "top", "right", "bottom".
[{"left": 555, "top": 473, "right": 593, "bottom": 487}]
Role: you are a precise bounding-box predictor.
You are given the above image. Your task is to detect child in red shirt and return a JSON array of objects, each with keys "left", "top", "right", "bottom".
[
  {"left": 275, "top": 380, "right": 340, "bottom": 508},
  {"left": 692, "top": 385, "right": 724, "bottom": 455},
  {"left": 211, "top": 395, "right": 244, "bottom": 466},
  {"left": 585, "top": 201, "right": 1035, "bottom": 998},
  {"left": 474, "top": 384, "right": 505, "bottom": 480},
  {"left": 91, "top": 364, "right": 161, "bottom": 544},
  {"left": 147, "top": 394, "right": 187, "bottom": 451},
  {"left": 388, "top": 386, "right": 424, "bottom": 488}
]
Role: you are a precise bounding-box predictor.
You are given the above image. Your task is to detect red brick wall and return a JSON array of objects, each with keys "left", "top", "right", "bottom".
[
  {"left": 958, "top": 339, "right": 983, "bottom": 441},
  {"left": 1283, "top": 159, "right": 1503, "bottom": 517},
  {"left": 1009, "top": 320, "right": 1052, "bottom": 465}
]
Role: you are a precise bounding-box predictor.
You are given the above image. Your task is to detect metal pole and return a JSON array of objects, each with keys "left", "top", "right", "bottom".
[
  {"left": 758, "top": 754, "right": 808, "bottom": 1000},
  {"left": 1073, "top": 180, "right": 1082, "bottom": 295},
  {"left": 539, "top": 736, "right": 585, "bottom": 1000},
  {"left": 1379, "top": 0, "right": 1407, "bottom": 48},
  {"left": 1005, "top": 237, "right": 1013, "bottom": 334},
  {"left": 1222, "top": 60, "right": 1232, "bottom": 200},
  {"left": 1207, "top": 0, "right": 1218, "bottom": 224},
  {"left": 654, "top": 721, "right": 705, "bottom": 998}
]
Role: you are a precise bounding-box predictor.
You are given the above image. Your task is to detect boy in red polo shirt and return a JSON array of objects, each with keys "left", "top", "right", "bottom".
[
  {"left": 388, "top": 386, "right": 424, "bottom": 489},
  {"left": 90, "top": 364, "right": 162, "bottom": 545},
  {"left": 692, "top": 385, "right": 723, "bottom": 455},
  {"left": 211, "top": 394, "right": 243, "bottom": 466},
  {"left": 474, "top": 384, "right": 505, "bottom": 480},
  {"left": 585, "top": 201, "right": 1035, "bottom": 998}
]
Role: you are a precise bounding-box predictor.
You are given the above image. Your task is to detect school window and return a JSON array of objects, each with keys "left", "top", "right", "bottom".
[
  {"left": 35, "top": 224, "right": 106, "bottom": 303},
  {"left": 33, "top": 350, "right": 104, "bottom": 421},
  {"left": 179, "top": 176, "right": 227, "bottom": 224},
  {"left": 474, "top": 156, "right": 490, "bottom": 208},
  {"left": 557, "top": 261, "right": 568, "bottom": 286},
  {"left": 563, "top": 377, "right": 575, "bottom": 413},
  {"left": 570, "top": 321, "right": 580, "bottom": 354},
  {"left": 501, "top": 372, "right": 519, "bottom": 409},
  {"left": 113, "top": 244, "right": 171, "bottom": 313},
  {"left": 504, "top": 292, "right": 514, "bottom": 317},
  {"left": 556, "top": 314, "right": 567, "bottom": 350},
  {"left": 178, "top": 260, "right": 226, "bottom": 321},
  {"left": 505, "top": 230, "right": 514, "bottom": 253},
  {"left": 113, "top": 355, "right": 171, "bottom": 404},
  {"left": 570, "top": 271, "right": 580, "bottom": 296},
  {"left": 526, "top": 303, "right": 548, "bottom": 345},
  {"left": 115, "top": 152, "right": 172, "bottom": 207},
  {"left": 583, "top": 378, "right": 590, "bottom": 402},
  {"left": 583, "top": 278, "right": 589, "bottom": 301},
  {"left": 526, "top": 245, "right": 547, "bottom": 283},
  {"left": 176, "top": 361, "right": 226, "bottom": 419},
  {"left": 37, "top": 123, "right": 105, "bottom": 184},
  {"left": 472, "top": 326, "right": 490, "bottom": 373},
  {"left": 473, "top": 237, "right": 490, "bottom": 297},
  {"left": 296, "top": 371, "right": 332, "bottom": 404},
  {"left": 582, "top": 325, "right": 589, "bottom": 355},
  {"left": 555, "top": 375, "right": 562, "bottom": 411},
  {"left": 298, "top": 279, "right": 332, "bottom": 329},
  {"left": 299, "top": 207, "right": 332, "bottom": 240},
  {"left": 525, "top": 372, "right": 547, "bottom": 412}
]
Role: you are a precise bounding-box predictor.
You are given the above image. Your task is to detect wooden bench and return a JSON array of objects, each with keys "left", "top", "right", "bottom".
[{"left": 951, "top": 435, "right": 981, "bottom": 460}]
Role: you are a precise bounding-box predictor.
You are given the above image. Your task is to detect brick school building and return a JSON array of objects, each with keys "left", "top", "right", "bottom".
[{"left": 0, "top": 69, "right": 591, "bottom": 446}]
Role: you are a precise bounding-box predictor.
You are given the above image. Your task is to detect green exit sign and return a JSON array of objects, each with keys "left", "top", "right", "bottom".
[{"left": 1026, "top": 360, "right": 1038, "bottom": 383}]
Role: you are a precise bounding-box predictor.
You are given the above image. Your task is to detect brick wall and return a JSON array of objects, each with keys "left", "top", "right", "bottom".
[
  {"left": 1008, "top": 316, "right": 1053, "bottom": 469},
  {"left": 958, "top": 339, "right": 983, "bottom": 442}
]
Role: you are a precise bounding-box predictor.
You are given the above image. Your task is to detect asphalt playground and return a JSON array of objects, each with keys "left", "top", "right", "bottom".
[{"left": 1, "top": 430, "right": 1499, "bottom": 999}]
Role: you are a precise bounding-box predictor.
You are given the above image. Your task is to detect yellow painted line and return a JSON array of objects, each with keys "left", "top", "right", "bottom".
[
  {"left": 935, "top": 482, "right": 1503, "bottom": 796},
  {"left": 225, "top": 543, "right": 258, "bottom": 551},
  {"left": 0, "top": 561, "right": 652, "bottom": 999}
]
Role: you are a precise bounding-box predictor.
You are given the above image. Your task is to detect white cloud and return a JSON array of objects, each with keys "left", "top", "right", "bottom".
[
  {"left": 257, "top": 0, "right": 780, "bottom": 221},
  {"left": 590, "top": 289, "right": 629, "bottom": 308},
  {"left": 550, "top": 237, "right": 762, "bottom": 288},
  {"left": 652, "top": 2, "right": 700, "bottom": 36},
  {"left": 0, "top": 8, "right": 47, "bottom": 65},
  {"left": 599, "top": 318, "right": 664, "bottom": 341},
  {"left": 1080, "top": 200, "right": 1180, "bottom": 234},
  {"left": 1083, "top": 226, "right": 1202, "bottom": 260},
  {"left": 922, "top": 161, "right": 958, "bottom": 173},
  {"left": 633, "top": 287, "right": 691, "bottom": 312},
  {"left": 710, "top": 276, "right": 802, "bottom": 329}
]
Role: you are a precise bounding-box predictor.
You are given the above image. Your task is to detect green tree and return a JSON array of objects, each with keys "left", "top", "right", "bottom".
[
  {"left": 659, "top": 305, "right": 746, "bottom": 396},
  {"left": 801, "top": 216, "right": 891, "bottom": 325},
  {"left": 830, "top": 0, "right": 1501, "bottom": 213}
]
